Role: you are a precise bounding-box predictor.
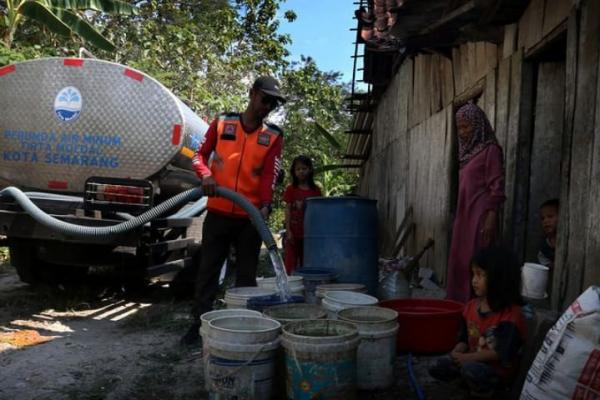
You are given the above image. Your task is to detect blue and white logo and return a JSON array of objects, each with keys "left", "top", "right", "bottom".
[{"left": 54, "top": 86, "right": 82, "bottom": 122}]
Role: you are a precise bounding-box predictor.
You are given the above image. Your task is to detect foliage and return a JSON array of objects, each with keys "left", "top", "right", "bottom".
[
  {"left": 267, "top": 56, "right": 359, "bottom": 231},
  {"left": 105, "top": 0, "right": 296, "bottom": 118},
  {"left": 0, "top": 0, "right": 138, "bottom": 51},
  {"left": 280, "top": 56, "right": 357, "bottom": 197}
]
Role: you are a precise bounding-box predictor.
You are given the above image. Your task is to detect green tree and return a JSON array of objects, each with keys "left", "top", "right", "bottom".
[
  {"left": 106, "top": 0, "right": 296, "bottom": 117},
  {"left": 280, "top": 56, "right": 357, "bottom": 196},
  {"left": 0, "top": 0, "right": 138, "bottom": 50},
  {"left": 267, "top": 57, "right": 358, "bottom": 230}
]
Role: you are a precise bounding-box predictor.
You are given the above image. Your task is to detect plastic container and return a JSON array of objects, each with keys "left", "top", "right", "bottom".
[
  {"left": 521, "top": 262, "right": 549, "bottom": 299},
  {"left": 204, "top": 316, "right": 281, "bottom": 399},
  {"left": 303, "top": 197, "right": 379, "bottom": 294},
  {"left": 338, "top": 306, "right": 399, "bottom": 390},
  {"left": 380, "top": 298, "right": 464, "bottom": 354},
  {"left": 315, "top": 283, "right": 367, "bottom": 305},
  {"left": 321, "top": 290, "right": 379, "bottom": 319},
  {"left": 293, "top": 268, "right": 337, "bottom": 304},
  {"left": 246, "top": 294, "right": 305, "bottom": 312},
  {"left": 281, "top": 319, "right": 360, "bottom": 399},
  {"left": 258, "top": 275, "right": 304, "bottom": 297},
  {"left": 224, "top": 287, "right": 276, "bottom": 309},
  {"left": 199, "top": 308, "right": 262, "bottom": 377},
  {"left": 263, "top": 303, "right": 327, "bottom": 325}
]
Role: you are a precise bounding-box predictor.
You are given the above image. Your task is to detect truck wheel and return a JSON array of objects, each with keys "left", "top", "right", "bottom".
[{"left": 8, "top": 240, "right": 39, "bottom": 284}]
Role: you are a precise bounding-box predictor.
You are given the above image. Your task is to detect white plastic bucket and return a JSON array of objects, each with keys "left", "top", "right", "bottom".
[
  {"left": 321, "top": 290, "right": 379, "bottom": 319},
  {"left": 205, "top": 316, "right": 281, "bottom": 399},
  {"left": 200, "top": 308, "right": 262, "bottom": 370},
  {"left": 263, "top": 303, "right": 327, "bottom": 325},
  {"left": 521, "top": 262, "right": 549, "bottom": 299},
  {"left": 257, "top": 276, "right": 305, "bottom": 297},
  {"left": 338, "top": 306, "right": 399, "bottom": 390},
  {"left": 224, "top": 287, "right": 276, "bottom": 309},
  {"left": 315, "top": 283, "right": 367, "bottom": 305}
]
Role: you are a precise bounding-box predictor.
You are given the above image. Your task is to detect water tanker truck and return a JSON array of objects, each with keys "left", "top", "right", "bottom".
[{"left": 0, "top": 57, "right": 211, "bottom": 287}]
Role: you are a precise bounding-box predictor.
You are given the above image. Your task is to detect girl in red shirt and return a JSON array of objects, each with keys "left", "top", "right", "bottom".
[
  {"left": 283, "top": 155, "right": 322, "bottom": 274},
  {"left": 429, "top": 247, "right": 527, "bottom": 398}
]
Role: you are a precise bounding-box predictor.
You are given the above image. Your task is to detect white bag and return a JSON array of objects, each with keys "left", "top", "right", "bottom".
[{"left": 520, "top": 286, "right": 600, "bottom": 400}]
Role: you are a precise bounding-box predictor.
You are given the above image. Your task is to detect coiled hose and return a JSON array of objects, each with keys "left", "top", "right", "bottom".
[{"left": 0, "top": 186, "right": 276, "bottom": 250}]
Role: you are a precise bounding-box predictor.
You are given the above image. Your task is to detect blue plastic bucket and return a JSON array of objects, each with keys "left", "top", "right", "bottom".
[
  {"left": 247, "top": 294, "right": 305, "bottom": 312},
  {"left": 293, "top": 268, "right": 337, "bottom": 304}
]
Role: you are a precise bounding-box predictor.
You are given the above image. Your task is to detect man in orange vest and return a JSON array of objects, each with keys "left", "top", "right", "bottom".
[{"left": 181, "top": 76, "right": 285, "bottom": 345}]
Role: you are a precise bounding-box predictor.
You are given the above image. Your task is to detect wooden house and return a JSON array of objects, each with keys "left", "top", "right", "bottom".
[{"left": 346, "top": 0, "right": 599, "bottom": 310}]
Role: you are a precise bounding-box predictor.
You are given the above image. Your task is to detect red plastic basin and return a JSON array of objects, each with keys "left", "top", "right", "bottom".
[{"left": 380, "top": 298, "right": 464, "bottom": 354}]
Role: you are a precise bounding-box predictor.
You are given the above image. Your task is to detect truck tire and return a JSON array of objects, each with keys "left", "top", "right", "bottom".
[{"left": 8, "top": 240, "right": 39, "bottom": 284}]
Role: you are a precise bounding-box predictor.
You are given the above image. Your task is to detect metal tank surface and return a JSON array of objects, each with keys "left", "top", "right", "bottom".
[{"left": 0, "top": 58, "right": 208, "bottom": 193}]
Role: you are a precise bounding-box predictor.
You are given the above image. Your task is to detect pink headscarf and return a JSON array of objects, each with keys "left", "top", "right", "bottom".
[{"left": 456, "top": 102, "right": 498, "bottom": 168}]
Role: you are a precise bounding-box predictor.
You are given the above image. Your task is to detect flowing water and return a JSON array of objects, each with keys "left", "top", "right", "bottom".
[{"left": 268, "top": 249, "right": 292, "bottom": 301}]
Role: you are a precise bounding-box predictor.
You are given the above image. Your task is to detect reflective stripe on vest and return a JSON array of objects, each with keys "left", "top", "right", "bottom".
[{"left": 207, "top": 114, "right": 279, "bottom": 217}]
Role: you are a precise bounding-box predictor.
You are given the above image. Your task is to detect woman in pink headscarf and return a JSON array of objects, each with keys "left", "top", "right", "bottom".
[{"left": 446, "top": 103, "right": 505, "bottom": 303}]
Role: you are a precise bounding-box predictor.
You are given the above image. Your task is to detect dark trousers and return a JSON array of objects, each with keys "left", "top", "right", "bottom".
[
  {"left": 191, "top": 211, "right": 262, "bottom": 321},
  {"left": 430, "top": 356, "right": 500, "bottom": 396}
]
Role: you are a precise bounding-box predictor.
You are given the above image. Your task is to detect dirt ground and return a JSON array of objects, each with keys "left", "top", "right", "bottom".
[{"left": 0, "top": 260, "right": 468, "bottom": 400}]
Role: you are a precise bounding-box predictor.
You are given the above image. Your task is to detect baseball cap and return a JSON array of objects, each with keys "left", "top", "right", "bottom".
[{"left": 253, "top": 76, "right": 286, "bottom": 103}]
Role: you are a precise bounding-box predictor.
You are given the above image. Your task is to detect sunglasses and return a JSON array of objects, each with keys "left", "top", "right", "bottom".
[{"left": 261, "top": 94, "right": 281, "bottom": 108}]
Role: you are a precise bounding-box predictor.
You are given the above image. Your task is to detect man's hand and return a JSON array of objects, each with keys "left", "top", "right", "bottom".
[{"left": 202, "top": 175, "right": 217, "bottom": 197}]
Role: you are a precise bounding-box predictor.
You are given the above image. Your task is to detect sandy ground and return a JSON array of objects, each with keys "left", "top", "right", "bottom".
[
  {"left": 0, "top": 263, "right": 469, "bottom": 400},
  {"left": 0, "top": 269, "right": 207, "bottom": 400}
]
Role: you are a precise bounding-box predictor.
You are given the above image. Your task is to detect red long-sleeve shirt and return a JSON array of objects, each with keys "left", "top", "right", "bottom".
[{"left": 191, "top": 118, "right": 283, "bottom": 205}]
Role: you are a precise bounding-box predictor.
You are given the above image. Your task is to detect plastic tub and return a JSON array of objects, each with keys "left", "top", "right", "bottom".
[
  {"left": 224, "top": 287, "right": 276, "bottom": 309},
  {"left": 379, "top": 298, "right": 464, "bottom": 354},
  {"left": 316, "top": 283, "right": 367, "bottom": 304},
  {"left": 338, "top": 306, "right": 399, "bottom": 390},
  {"left": 205, "top": 316, "right": 281, "bottom": 398},
  {"left": 258, "top": 276, "right": 305, "bottom": 297},
  {"left": 246, "top": 294, "right": 305, "bottom": 312},
  {"left": 321, "top": 290, "right": 379, "bottom": 319}
]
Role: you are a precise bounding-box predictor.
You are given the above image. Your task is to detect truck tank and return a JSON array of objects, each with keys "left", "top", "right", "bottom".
[{"left": 0, "top": 58, "right": 208, "bottom": 194}]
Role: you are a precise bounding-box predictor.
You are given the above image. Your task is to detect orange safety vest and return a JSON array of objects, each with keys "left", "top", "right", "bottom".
[{"left": 207, "top": 113, "right": 281, "bottom": 217}]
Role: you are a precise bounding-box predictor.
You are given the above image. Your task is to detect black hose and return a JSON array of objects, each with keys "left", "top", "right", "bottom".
[{"left": 0, "top": 186, "right": 276, "bottom": 250}]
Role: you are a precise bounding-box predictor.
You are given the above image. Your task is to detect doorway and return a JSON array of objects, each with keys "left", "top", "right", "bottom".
[{"left": 523, "top": 33, "right": 567, "bottom": 263}]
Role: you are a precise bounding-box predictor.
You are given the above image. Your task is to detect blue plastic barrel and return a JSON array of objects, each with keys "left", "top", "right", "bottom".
[
  {"left": 247, "top": 294, "right": 305, "bottom": 312},
  {"left": 303, "top": 197, "right": 378, "bottom": 294}
]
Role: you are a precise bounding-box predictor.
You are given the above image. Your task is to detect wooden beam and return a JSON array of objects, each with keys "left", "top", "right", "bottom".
[{"left": 419, "top": 1, "right": 477, "bottom": 36}]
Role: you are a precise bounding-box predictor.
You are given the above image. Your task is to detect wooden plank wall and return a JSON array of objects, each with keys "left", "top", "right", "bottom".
[
  {"left": 516, "top": 0, "right": 571, "bottom": 56},
  {"left": 452, "top": 42, "right": 498, "bottom": 99},
  {"left": 360, "top": 61, "right": 413, "bottom": 256},
  {"left": 553, "top": 0, "right": 600, "bottom": 310},
  {"left": 357, "top": 0, "right": 600, "bottom": 308},
  {"left": 407, "top": 108, "right": 453, "bottom": 282}
]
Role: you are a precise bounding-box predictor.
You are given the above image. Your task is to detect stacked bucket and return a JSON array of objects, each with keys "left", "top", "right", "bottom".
[{"left": 201, "top": 283, "right": 400, "bottom": 399}]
